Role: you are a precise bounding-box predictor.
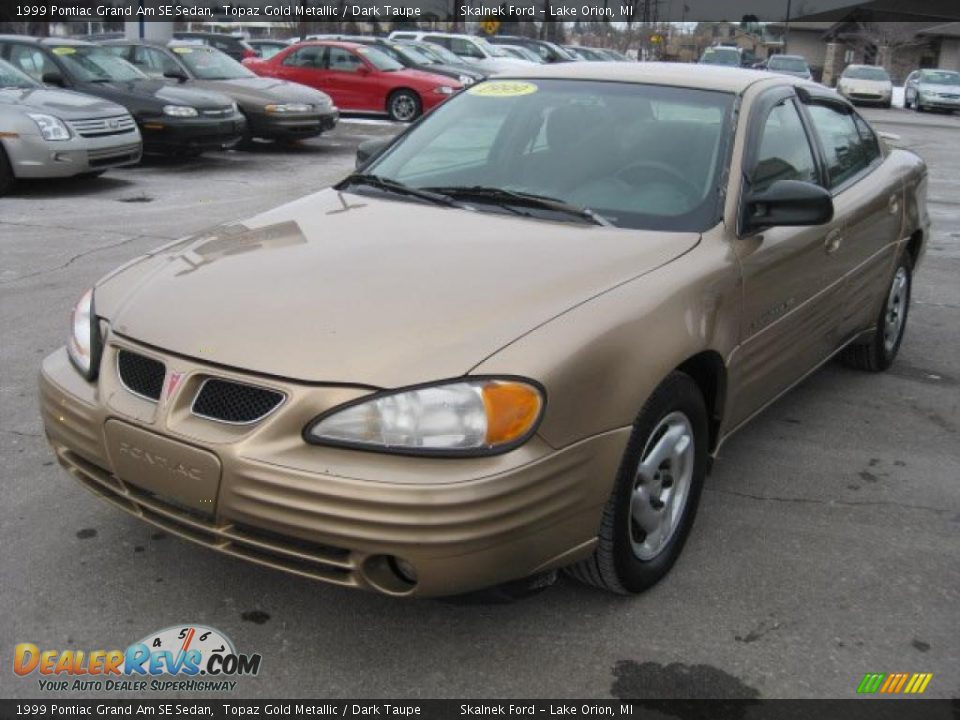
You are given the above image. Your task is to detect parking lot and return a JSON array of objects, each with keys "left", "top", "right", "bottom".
[{"left": 1, "top": 109, "right": 958, "bottom": 700}]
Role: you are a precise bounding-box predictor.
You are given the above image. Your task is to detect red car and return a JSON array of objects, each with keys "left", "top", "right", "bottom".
[{"left": 243, "top": 41, "right": 461, "bottom": 122}]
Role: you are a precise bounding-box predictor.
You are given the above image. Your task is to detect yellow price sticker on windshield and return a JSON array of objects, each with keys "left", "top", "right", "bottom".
[
  {"left": 52, "top": 47, "right": 76, "bottom": 55},
  {"left": 172, "top": 47, "right": 194, "bottom": 54},
  {"left": 468, "top": 81, "right": 538, "bottom": 98}
]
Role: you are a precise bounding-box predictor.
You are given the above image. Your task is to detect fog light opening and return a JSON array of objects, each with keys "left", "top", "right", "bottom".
[
  {"left": 362, "top": 554, "right": 419, "bottom": 595},
  {"left": 389, "top": 556, "right": 418, "bottom": 585}
]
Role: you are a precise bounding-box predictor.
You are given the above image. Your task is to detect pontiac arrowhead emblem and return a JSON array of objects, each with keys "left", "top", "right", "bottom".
[{"left": 165, "top": 372, "right": 185, "bottom": 401}]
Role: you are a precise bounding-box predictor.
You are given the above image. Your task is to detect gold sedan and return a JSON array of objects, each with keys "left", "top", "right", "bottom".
[{"left": 40, "top": 64, "right": 929, "bottom": 598}]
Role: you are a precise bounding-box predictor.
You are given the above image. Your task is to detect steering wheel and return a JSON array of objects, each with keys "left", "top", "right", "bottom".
[{"left": 615, "top": 161, "right": 702, "bottom": 206}]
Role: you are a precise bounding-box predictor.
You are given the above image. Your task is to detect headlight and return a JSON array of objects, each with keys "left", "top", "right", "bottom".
[
  {"left": 28, "top": 113, "right": 71, "bottom": 141},
  {"left": 458, "top": 75, "right": 475, "bottom": 85},
  {"left": 162, "top": 105, "right": 199, "bottom": 117},
  {"left": 265, "top": 103, "right": 312, "bottom": 113},
  {"left": 305, "top": 378, "right": 544, "bottom": 456},
  {"left": 67, "top": 288, "right": 102, "bottom": 380},
  {"left": 433, "top": 86, "right": 456, "bottom": 95}
]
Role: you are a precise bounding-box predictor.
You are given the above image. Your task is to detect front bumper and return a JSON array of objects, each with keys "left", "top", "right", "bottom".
[
  {"left": 842, "top": 91, "right": 891, "bottom": 106},
  {"left": 245, "top": 108, "right": 339, "bottom": 139},
  {"left": 39, "top": 340, "right": 626, "bottom": 597},
  {"left": 917, "top": 94, "right": 960, "bottom": 110},
  {"left": 138, "top": 113, "right": 246, "bottom": 152},
  {"left": 3, "top": 129, "right": 142, "bottom": 179}
]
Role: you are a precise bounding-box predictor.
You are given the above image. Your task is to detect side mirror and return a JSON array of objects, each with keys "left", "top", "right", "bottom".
[
  {"left": 163, "top": 68, "right": 189, "bottom": 83},
  {"left": 356, "top": 137, "right": 391, "bottom": 168},
  {"left": 41, "top": 71, "right": 65, "bottom": 87},
  {"left": 743, "top": 180, "right": 834, "bottom": 231}
]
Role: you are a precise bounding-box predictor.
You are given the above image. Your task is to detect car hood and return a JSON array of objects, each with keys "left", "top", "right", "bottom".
[
  {"left": 96, "top": 189, "right": 699, "bottom": 388},
  {"left": 0, "top": 86, "right": 128, "bottom": 118},
  {"left": 76, "top": 78, "right": 234, "bottom": 109},
  {"left": 393, "top": 67, "right": 461, "bottom": 86},
  {"left": 840, "top": 78, "right": 890, "bottom": 90},
  {"left": 184, "top": 76, "right": 333, "bottom": 106},
  {"left": 426, "top": 63, "right": 485, "bottom": 80}
]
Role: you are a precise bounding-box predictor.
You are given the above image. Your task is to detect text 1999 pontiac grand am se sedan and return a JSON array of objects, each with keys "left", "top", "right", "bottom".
[{"left": 40, "top": 64, "right": 929, "bottom": 598}]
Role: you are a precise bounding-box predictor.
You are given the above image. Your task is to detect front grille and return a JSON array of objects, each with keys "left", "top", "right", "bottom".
[
  {"left": 87, "top": 142, "right": 141, "bottom": 167},
  {"left": 191, "top": 379, "right": 284, "bottom": 424},
  {"left": 201, "top": 107, "right": 234, "bottom": 117},
  {"left": 117, "top": 350, "right": 165, "bottom": 401},
  {"left": 68, "top": 115, "right": 137, "bottom": 138}
]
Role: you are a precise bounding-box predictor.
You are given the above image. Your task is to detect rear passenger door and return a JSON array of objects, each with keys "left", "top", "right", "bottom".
[
  {"left": 801, "top": 101, "right": 903, "bottom": 340},
  {"left": 727, "top": 88, "right": 845, "bottom": 429}
]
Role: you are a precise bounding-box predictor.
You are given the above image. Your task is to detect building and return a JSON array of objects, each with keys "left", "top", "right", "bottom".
[{"left": 767, "top": 1, "right": 960, "bottom": 86}]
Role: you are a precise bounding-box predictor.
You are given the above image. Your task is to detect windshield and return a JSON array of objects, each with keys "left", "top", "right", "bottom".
[
  {"left": 843, "top": 66, "right": 889, "bottom": 81},
  {"left": 49, "top": 46, "right": 146, "bottom": 82},
  {"left": 254, "top": 43, "right": 286, "bottom": 60},
  {"left": 364, "top": 79, "right": 733, "bottom": 232},
  {"left": 700, "top": 48, "right": 740, "bottom": 66},
  {"left": 768, "top": 56, "right": 808, "bottom": 72},
  {"left": 355, "top": 46, "right": 403, "bottom": 71},
  {"left": 921, "top": 70, "right": 960, "bottom": 85},
  {"left": 174, "top": 46, "right": 253, "bottom": 79},
  {"left": 0, "top": 58, "right": 37, "bottom": 88}
]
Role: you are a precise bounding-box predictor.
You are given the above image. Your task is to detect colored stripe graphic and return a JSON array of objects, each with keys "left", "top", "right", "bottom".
[{"left": 857, "top": 672, "right": 932, "bottom": 694}]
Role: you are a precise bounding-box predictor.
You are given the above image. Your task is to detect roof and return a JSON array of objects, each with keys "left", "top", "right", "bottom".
[
  {"left": 0, "top": 35, "right": 94, "bottom": 46},
  {"left": 497, "top": 62, "right": 791, "bottom": 94},
  {"left": 297, "top": 40, "right": 366, "bottom": 51}
]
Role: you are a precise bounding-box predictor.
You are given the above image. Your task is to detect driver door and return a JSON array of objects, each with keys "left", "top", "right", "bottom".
[{"left": 726, "top": 89, "right": 846, "bottom": 429}]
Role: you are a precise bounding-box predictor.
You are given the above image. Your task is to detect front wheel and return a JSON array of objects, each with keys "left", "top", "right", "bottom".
[
  {"left": 565, "top": 372, "right": 708, "bottom": 594},
  {"left": 387, "top": 89, "right": 421, "bottom": 123},
  {"left": 840, "top": 254, "right": 912, "bottom": 372}
]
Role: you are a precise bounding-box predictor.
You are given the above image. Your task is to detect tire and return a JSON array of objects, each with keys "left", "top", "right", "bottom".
[
  {"left": 840, "top": 254, "right": 912, "bottom": 372},
  {"left": 0, "top": 145, "right": 14, "bottom": 196},
  {"left": 387, "top": 89, "right": 421, "bottom": 123},
  {"left": 80, "top": 170, "right": 106, "bottom": 178},
  {"left": 565, "top": 372, "right": 708, "bottom": 594}
]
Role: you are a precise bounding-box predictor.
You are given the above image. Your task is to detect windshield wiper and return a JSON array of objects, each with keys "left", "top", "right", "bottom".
[
  {"left": 422, "top": 186, "right": 611, "bottom": 226},
  {"left": 336, "top": 173, "right": 462, "bottom": 208}
]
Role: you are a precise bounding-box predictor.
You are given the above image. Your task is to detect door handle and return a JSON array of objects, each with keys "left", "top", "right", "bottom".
[{"left": 825, "top": 229, "right": 843, "bottom": 255}]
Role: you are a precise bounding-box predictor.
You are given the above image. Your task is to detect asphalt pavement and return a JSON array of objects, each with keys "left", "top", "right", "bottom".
[{"left": 1, "top": 110, "right": 957, "bottom": 700}]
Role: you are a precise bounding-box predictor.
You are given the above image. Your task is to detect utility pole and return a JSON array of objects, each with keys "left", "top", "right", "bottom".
[{"left": 784, "top": 0, "right": 792, "bottom": 54}]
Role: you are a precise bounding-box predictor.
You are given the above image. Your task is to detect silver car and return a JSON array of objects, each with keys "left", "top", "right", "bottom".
[
  {"left": 0, "top": 58, "right": 142, "bottom": 195},
  {"left": 905, "top": 68, "right": 960, "bottom": 113},
  {"left": 836, "top": 64, "right": 893, "bottom": 107}
]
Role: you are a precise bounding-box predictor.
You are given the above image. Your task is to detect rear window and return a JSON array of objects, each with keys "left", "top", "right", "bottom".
[
  {"left": 701, "top": 47, "right": 740, "bottom": 66},
  {"left": 768, "top": 56, "right": 808, "bottom": 72}
]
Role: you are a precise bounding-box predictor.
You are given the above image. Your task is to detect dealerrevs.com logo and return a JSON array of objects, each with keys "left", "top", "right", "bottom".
[{"left": 14, "top": 625, "right": 262, "bottom": 692}]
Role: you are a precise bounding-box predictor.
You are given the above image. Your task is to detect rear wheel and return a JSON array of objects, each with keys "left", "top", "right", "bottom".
[
  {"left": 387, "top": 89, "right": 421, "bottom": 123},
  {"left": 0, "top": 146, "right": 14, "bottom": 196},
  {"left": 840, "top": 254, "right": 912, "bottom": 372},
  {"left": 565, "top": 372, "right": 708, "bottom": 594}
]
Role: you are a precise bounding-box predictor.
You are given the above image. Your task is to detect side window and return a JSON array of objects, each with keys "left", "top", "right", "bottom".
[
  {"left": 750, "top": 99, "right": 819, "bottom": 193},
  {"left": 283, "top": 46, "right": 323, "bottom": 68},
  {"left": 325, "top": 47, "right": 363, "bottom": 72},
  {"left": 450, "top": 38, "right": 484, "bottom": 59},
  {"left": 806, "top": 104, "right": 871, "bottom": 188},
  {"left": 852, "top": 113, "right": 881, "bottom": 165},
  {"left": 8, "top": 44, "right": 57, "bottom": 81},
  {"left": 424, "top": 36, "right": 451, "bottom": 50}
]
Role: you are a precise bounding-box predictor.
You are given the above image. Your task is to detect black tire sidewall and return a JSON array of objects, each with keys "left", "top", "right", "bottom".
[
  {"left": 0, "top": 145, "right": 14, "bottom": 196},
  {"left": 610, "top": 374, "right": 709, "bottom": 593}
]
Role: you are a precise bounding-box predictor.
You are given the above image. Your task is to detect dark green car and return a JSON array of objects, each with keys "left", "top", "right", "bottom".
[{"left": 102, "top": 40, "right": 339, "bottom": 142}]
